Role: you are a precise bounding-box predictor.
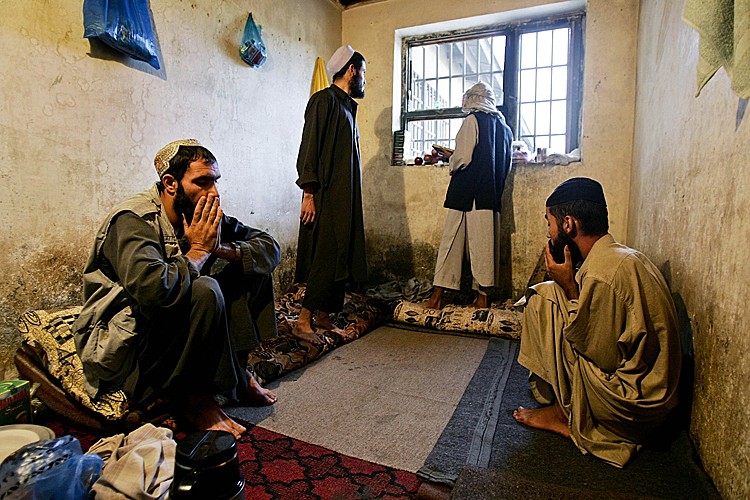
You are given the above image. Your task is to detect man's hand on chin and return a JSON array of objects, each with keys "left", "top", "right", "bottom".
[{"left": 544, "top": 242, "right": 579, "bottom": 300}]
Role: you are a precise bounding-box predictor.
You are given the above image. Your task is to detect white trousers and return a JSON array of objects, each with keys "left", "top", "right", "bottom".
[{"left": 433, "top": 207, "right": 500, "bottom": 292}]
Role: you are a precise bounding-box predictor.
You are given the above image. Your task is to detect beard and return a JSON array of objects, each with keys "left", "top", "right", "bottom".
[
  {"left": 174, "top": 184, "right": 196, "bottom": 225},
  {"left": 350, "top": 74, "right": 365, "bottom": 99},
  {"left": 549, "top": 229, "right": 583, "bottom": 266}
]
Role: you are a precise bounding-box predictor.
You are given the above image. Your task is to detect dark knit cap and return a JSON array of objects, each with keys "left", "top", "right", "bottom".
[{"left": 546, "top": 177, "right": 607, "bottom": 207}]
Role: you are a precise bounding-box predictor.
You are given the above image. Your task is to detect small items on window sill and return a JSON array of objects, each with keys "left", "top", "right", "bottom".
[
  {"left": 407, "top": 156, "right": 448, "bottom": 166},
  {"left": 513, "top": 147, "right": 581, "bottom": 166}
]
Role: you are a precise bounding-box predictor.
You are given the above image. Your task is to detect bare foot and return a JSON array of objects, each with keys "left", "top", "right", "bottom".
[
  {"left": 513, "top": 404, "right": 570, "bottom": 438},
  {"left": 469, "top": 293, "right": 490, "bottom": 309},
  {"left": 419, "top": 286, "right": 445, "bottom": 310},
  {"left": 293, "top": 307, "right": 324, "bottom": 345},
  {"left": 240, "top": 370, "right": 277, "bottom": 406},
  {"left": 182, "top": 393, "right": 247, "bottom": 440},
  {"left": 313, "top": 311, "right": 344, "bottom": 335}
]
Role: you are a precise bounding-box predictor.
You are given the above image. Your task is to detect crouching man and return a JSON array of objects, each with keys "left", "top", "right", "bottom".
[
  {"left": 513, "top": 177, "right": 681, "bottom": 467},
  {"left": 73, "top": 139, "right": 279, "bottom": 439}
]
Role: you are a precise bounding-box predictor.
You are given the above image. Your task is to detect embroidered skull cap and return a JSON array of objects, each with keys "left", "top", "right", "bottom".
[{"left": 154, "top": 139, "right": 202, "bottom": 178}]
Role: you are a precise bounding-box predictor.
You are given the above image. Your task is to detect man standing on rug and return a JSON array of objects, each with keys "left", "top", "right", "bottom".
[
  {"left": 513, "top": 177, "right": 682, "bottom": 467},
  {"left": 421, "top": 82, "right": 513, "bottom": 310},
  {"left": 73, "top": 139, "right": 279, "bottom": 439},
  {"left": 293, "top": 45, "right": 369, "bottom": 343}
]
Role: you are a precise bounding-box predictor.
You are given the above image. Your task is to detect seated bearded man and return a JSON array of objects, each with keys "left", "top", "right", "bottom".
[
  {"left": 513, "top": 177, "right": 682, "bottom": 467},
  {"left": 73, "top": 139, "right": 279, "bottom": 439}
]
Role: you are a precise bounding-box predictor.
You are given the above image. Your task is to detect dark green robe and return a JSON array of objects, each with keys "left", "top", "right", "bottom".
[{"left": 294, "top": 85, "right": 368, "bottom": 287}]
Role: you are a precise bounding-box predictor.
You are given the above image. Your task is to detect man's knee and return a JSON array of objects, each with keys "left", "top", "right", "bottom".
[{"left": 192, "top": 276, "right": 226, "bottom": 311}]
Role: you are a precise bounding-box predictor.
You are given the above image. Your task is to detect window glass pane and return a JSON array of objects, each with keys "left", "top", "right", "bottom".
[
  {"left": 520, "top": 32, "right": 536, "bottom": 69},
  {"left": 492, "top": 36, "right": 506, "bottom": 72},
  {"left": 402, "top": 15, "right": 582, "bottom": 164},
  {"left": 520, "top": 103, "right": 536, "bottom": 136},
  {"left": 521, "top": 136, "right": 535, "bottom": 152},
  {"left": 437, "top": 77, "right": 450, "bottom": 107},
  {"left": 423, "top": 79, "right": 436, "bottom": 109},
  {"left": 451, "top": 76, "right": 464, "bottom": 107},
  {"left": 407, "top": 118, "right": 472, "bottom": 157},
  {"left": 470, "top": 39, "right": 480, "bottom": 73},
  {"left": 520, "top": 69, "right": 536, "bottom": 103},
  {"left": 410, "top": 46, "right": 424, "bottom": 78},
  {"left": 491, "top": 74, "right": 504, "bottom": 105},
  {"left": 464, "top": 74, "right": 479, "bottom": 93},
  {"left": 551, "top": 100, "right": 567, "bottom": 135},
  {"left": 438, "top": 43, "right": 452, "bottom": 78},
  {"left": 536, "top": 67, "right": 552, "bottom": 101},
  {"left": 453, "top": 40, "right": 466, "bottom": 74},
  {"left": 552, "top": 28, "right": 570, "bottom": 66},
  {"left": 535, "top": 101, "right": 551, "bottom": 135},
  {"left": 551, "top": 66, "right": 568, "bottom": 100},
  {"left": 410, "top": 78, "right": 423, "bottom": 111},
  {"left": 537, "top": 30, "right": 553, "bottom": 67},
  {"left": 479, "top": 38, "right": 492, "bottom": 74},
  {"left": 549, "top": 135, "right": 566, "bottom": 154},
  {"left": 424, "top": 44, "right": 437, "bottom": 79}
]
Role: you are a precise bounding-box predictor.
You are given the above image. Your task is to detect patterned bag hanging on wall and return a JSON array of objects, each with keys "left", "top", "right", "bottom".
[
  {"left": 239, "top": 13, "right": 268, "bottom": 68},
  {"left": 83, "top": 0, "right": 161, "bottom": 70}
]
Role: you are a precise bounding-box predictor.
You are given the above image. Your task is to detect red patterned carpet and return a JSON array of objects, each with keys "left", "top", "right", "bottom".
[{"left": 46, "top": 420, "right": 421, "bottom": 499}]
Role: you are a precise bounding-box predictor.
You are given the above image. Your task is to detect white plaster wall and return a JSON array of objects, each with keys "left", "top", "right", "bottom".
[
  {"left": 342, "top": 0, "right": 639, "bottom": 295},
  {"left": 631, "top": 1, "right": 750, "bottom": 497},
  {"left": 0, "top": 0, "right": 342, "bottom": 377}
]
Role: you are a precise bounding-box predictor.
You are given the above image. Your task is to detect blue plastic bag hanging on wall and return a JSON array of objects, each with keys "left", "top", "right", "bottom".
[
  {"left": 83, "top": 0, "right": 161, "bottom": 69},
  {"left": 239, "top": 13, "right": 267, "bottom": 68}
]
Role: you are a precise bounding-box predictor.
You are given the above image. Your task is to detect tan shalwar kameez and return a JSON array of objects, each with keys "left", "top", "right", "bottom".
[{"left": 518, "top": 234, "right": 681, "bottom": 467}]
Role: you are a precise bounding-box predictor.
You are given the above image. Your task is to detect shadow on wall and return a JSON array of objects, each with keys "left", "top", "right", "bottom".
[
  {"left": 498, "top": 166, "right": 517, "bottom": 299},
  {"left": 655, "top": 260, "right": 695, "bottom": 445},
  {"left": 86, "top": 36, "right": 166, "bottom": 80},
  {"left": 362, "top": 106, "right": 419, "bottom": 286}
]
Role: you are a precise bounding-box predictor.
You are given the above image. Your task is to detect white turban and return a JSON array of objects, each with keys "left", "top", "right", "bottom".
[
  {"left": 462, "top": 82, "right": 504, "bottom": 118},
  {"left": 326, "top": 45, "right": 355, "bottom": 80}
]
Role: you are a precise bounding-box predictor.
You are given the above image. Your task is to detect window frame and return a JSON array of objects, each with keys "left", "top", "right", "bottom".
[{"left": 400, "top": 12, "right": 585, "bottom": 158}]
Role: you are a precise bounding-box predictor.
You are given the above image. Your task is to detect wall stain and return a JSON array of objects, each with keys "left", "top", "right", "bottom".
[
  {"left": 365, "top": 235, "right": 436, "bottom": 285},
  {"left": 0, "top": 241, "right": 88, "bottom": 379}
]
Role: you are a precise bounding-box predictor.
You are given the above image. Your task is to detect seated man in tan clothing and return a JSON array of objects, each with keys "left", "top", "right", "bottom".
[{"left": 513, "top": 177, "right": 681, "bottom": 467}]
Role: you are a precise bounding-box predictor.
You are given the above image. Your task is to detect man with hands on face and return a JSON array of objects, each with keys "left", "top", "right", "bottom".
[
  {"left": 512, "top": 177, "right": 681, "bottom": 467},
  {"left": 73, "top": 139, "right": 279, "bottom": 439}
]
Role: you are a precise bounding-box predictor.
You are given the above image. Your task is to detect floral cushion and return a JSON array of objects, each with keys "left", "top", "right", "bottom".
[
  {"left": 392, "top": 301, "right": 521, "bottom": 339},
  {"left": 16, "top": 307, "right": 129, "bottom": 420}
]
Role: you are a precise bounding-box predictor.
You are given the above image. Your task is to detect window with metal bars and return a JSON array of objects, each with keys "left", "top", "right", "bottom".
[{"left": 400, "top": 13, "right": 584, "bottom": 162}]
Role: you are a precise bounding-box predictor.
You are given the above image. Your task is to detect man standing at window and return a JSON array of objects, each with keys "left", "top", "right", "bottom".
[
  {"left": 422, "top": 82, "right": 513, "bottom": 309},
  {"left": 293, "top": 45, "right": 368, "bottom": 343}
]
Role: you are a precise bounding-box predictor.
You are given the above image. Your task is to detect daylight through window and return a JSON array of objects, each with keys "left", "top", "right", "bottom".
[{"left": 400, "top": 13, "right": 584, "bottom": 162}]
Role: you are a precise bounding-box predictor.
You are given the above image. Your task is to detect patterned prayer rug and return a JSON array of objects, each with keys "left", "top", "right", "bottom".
[{"left": 45, "top": 420, "right": 421, "bottom": 499}]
